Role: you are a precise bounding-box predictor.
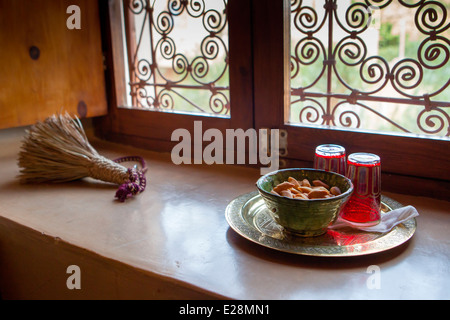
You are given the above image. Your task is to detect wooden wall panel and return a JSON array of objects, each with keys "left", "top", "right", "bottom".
[{"left": 0, "top": 0, "right": 107, "bottom": 129}]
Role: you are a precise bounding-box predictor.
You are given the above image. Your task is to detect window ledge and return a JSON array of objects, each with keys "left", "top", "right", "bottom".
[{"left": 0, "top": 127, "right": 449, "bottom": 299}]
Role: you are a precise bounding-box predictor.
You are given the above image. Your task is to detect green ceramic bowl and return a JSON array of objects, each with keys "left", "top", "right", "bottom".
[{"left": 256, "top": 168, "right": 353, "bottom": 237}]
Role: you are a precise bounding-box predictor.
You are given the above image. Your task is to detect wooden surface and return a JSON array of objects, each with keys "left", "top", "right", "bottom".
[
  {"left": 0, "top": 126, "right": 449, "bottom": 299},
  {"left": 0, "top": 0, "right": 107, "bottom": 129}
]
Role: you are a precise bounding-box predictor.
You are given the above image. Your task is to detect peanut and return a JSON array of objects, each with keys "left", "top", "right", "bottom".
[
  {"left": 294, "top": 193, "right": 309, "bottom": 200},
  {"left": 330, "top": 186, "right": 342, "bottom": 196},
  {"left": 301, "top": 179, "right": 311, "bottom": 187},
  {"left": 288, "top": 177, "right": 301, "bottom": 188},
  {"left": 308, "top": 188, "right": 330, "bottom": 199},
  {"left": 311, "top": 186, "right": 329, "bottom": 193},
  {"left": 270, "top": 176, "right": 343, "bottom": 200},
  {"left": 312, "top": 179, "right": 329, "bottom": 189},
  {"left": 273, "top": 181, "right": 295, "bottom": 193},
  {"left": 280, "top": 189, "right": 294, "bottom": 198},
  {"left": 299, "top": 186, "right": 313, "bottom": 193}
]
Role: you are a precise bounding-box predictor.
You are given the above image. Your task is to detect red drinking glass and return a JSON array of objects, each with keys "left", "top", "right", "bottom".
[
  {"left": 313, "top": 144, "right": 346, "bottom": 175},
  {"left": 340, "top": 153, "right": 381, "bottom": 226}
]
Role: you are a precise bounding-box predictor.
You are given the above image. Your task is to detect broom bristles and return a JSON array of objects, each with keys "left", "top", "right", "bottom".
[{"left": 18, "top": 113, "right": 128, "bottom": 184}]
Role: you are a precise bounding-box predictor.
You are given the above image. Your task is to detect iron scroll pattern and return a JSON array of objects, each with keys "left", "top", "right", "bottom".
[
  {"left": 126, "top": 0, "right": 229, "bottom": 116},
  {"left": 290, "top": 0, "right": 450, "bottom": 137}
]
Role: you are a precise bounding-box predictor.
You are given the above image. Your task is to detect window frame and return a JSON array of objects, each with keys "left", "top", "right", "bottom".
[{"left": 96, "top": 0, "right": 450, "bottom": 200}]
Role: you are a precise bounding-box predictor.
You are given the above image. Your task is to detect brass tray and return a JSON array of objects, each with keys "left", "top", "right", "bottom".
[{"left": 225, "top": 191, "right": 417, "bottom": 257}]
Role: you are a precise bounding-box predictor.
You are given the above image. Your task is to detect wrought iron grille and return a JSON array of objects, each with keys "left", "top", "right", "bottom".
[
  {"left": 290, "top": 0, "right": 450, "bottom": 137},
  {"left": 124, "top": 0, "right": 229, "bottom": 116}
]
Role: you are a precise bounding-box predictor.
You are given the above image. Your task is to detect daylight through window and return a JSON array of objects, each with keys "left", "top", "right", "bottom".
[{"left": 123, "top": 0, "right": 229, "bottom": 116}]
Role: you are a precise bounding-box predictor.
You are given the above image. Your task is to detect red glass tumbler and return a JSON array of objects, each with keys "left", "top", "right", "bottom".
[
  {"left": 313, "top": 144, "right": 346, "bottom": 175},
  {"left": 340, "top": 153, "right": 381, "bottom": 226}
]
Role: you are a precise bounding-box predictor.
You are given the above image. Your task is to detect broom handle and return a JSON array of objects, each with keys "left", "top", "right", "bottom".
[{"left": 87, "top": 156, "right": 129, "bottom": 185}]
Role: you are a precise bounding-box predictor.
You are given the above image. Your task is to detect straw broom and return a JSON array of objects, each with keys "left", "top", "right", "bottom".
[{"left": 18, "top": 113, "right": 147, "bottom": 202}]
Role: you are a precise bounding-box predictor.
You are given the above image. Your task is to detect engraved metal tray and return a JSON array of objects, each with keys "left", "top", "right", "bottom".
[{"left": 225, "top": 191, "right": 417, "bottom": 257}]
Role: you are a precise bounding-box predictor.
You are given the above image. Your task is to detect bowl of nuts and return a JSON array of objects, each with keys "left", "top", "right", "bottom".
[{"left": 256, "top": 168, "right": 353, "bottom": 237}]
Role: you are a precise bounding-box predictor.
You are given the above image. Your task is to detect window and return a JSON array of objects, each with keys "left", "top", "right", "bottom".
[
  {"left": 98, "top": 0, "right": 450, "bottom": 198},
  {"left": 99, "top": 0, "right": 253, "bottom": 152},
  {"left": 290, "top": 0, "right": 449, "bottom": 137}
]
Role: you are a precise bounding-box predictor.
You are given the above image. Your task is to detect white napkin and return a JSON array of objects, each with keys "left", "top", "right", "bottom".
[{"left": 329, "top": 205, "right": 419, "bottom": 233}]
